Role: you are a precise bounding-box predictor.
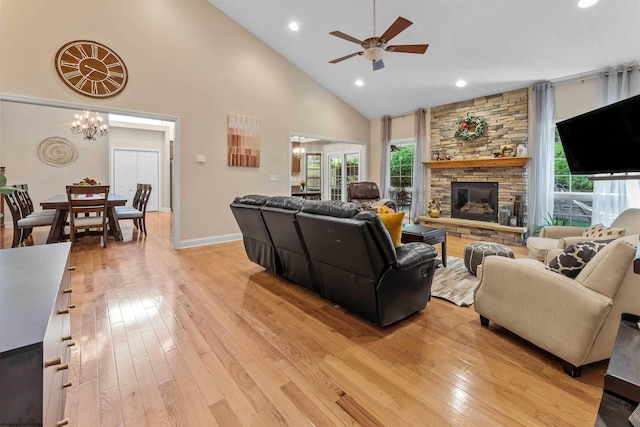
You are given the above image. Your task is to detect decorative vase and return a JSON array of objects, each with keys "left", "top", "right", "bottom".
[
  {"left": 428, "top": 208, "right": 441, "bottom": 218},
  {"left": 300, "top": 184, "right": 305, "bottom": 192}
]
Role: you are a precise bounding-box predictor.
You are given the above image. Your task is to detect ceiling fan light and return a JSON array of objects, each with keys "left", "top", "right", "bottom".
[{"left": 363, "top": 47, "right": 384, "bottom": 62}]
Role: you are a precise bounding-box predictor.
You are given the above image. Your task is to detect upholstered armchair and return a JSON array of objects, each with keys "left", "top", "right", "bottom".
[
  {"left": 527, "top": 208, "right": 640, "bottom": 261},
  {"left": 347, "top": 181, "right": 398, "bottom": 212},
  {"left": 474, "top": 234, "right": 640, "bottom": 377}
]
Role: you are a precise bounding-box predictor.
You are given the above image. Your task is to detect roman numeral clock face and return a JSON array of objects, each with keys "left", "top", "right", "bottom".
[{"left": 55, "top": 40, "right": 128, "bottom": 98}]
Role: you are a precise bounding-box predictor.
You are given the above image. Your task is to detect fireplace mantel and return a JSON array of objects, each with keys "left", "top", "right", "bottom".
[{"left": 424, "top": 156, "right": 530, "bottom": 169}]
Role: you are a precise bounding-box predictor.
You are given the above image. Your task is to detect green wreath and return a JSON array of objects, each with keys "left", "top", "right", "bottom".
[{"left": 455, "top": 114, "right": 487, "bottom": 141}]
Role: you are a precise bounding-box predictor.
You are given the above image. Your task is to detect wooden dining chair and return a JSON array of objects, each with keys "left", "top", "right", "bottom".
[
  {"left": 3, "top": 191, "right": 55, "bottom": 247},
  {"left": 66, "top": 185, "right": 110, "bottom": 248},
  {"left": 116, "top": 184, "right": 152, "bottom": 235}
]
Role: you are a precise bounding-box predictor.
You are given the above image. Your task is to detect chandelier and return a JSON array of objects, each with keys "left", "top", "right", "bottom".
[{"left": 71, "top": 111, "right": 108, "bottom": 140}]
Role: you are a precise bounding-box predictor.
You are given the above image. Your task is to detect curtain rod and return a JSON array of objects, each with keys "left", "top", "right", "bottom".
[
  {"left": 389, "top": 112, "right": 414, "bottom": 119},
  {"left": 551, "top": 66, "right": 639, "bottom": 87}
]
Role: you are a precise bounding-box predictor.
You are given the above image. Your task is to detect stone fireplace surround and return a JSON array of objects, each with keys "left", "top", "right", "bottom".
[
  {"left": 415, "top": 88, "right": 530, "bottom": 245},
  {"left": 417, "top": 158, "right": 529, "bottom": 245}
]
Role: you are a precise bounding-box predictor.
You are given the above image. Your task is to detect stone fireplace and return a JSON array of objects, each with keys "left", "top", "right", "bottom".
[
  {"left": 451, "top": 181, "right": 498, "bottom": 223},
  {"left": 416, "top": 88, "right": 530, "bottom": 245}
]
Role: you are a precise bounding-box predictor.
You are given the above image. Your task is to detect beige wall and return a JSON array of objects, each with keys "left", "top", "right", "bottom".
[
  {"left": 0, "top": 0, "right": 369, "bottom": 246},
  {"left": 1, "top": 101, "right": 110, "bottom": 220}
]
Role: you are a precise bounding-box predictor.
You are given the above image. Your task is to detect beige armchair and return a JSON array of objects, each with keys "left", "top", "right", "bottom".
[
  {"left": 527, "top": 208, "right": 640, "bottom": 261},
  {"left": 474, "top": 234, "right": 640, "bottom": 377}
]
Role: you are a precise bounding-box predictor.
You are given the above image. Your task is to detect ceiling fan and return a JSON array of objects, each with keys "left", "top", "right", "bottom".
[{"left": 328, "top": 0, "right": 429, "bottom": 71}]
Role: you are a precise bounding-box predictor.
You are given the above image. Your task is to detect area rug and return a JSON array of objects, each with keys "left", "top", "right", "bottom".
[{"left": 430, "top": 256, "right": 479, "bottom": 307}]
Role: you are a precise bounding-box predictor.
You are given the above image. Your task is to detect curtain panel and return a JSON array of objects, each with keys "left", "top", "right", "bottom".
[
  {"left": 410, "top": 108, "right": 426, "bottom": 222},
  {"left": 380, "top": 115, "right": 392, "bottom": 199},
  {"left": 528, "top": 82, "right": 555, "bottom": 232}
]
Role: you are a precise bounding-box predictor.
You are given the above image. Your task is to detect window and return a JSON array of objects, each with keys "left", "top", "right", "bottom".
[
  {"left": 553, "top": 127, "right": 593, "bottom": 226},
  {"left": 305, "top": 154, "right": 321, "bottom": 191},
  {"left": 388, "top": 142, "right": 414, "bottom": 212}
]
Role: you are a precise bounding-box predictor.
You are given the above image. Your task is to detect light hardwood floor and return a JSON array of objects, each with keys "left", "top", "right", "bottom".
[{"left": 1, "top": 213, "right": 607, "bottom": 426}]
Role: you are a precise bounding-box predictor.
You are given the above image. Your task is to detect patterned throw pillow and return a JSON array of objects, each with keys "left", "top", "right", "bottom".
[
  {"left": 546, "top": 239, "right": 612, "bottom": 278},
  {"left": 582, "top": 224, "right": 625, "bottom": 239}
]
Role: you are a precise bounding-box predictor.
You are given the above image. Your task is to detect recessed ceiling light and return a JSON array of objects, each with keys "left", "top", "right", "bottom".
[
  {"left": 355, "top": 80, "right": 364, "bottom": 87},
  {"left": 288, "top": 22, "right": 299, "bottom": 31},
  {"left": 456, "top": 80, "right": 467, "bottom": 88},
  {"left": 578, "top": 0, "right": 598, "bottom": 8}
]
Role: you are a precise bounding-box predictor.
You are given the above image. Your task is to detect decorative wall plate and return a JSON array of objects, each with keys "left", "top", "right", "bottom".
[{"left": 37, "top": 136, "right": 79, "bottom": 167}]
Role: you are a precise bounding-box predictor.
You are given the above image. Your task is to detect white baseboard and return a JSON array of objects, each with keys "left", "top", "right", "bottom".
[{"left": 178, "top": 233, "right": 242, "bottom": 249}]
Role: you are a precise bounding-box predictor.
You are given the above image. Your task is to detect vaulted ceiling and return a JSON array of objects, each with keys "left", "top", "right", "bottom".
[{"left": 209, "top": 0, "right": 640, "bottom": 120}]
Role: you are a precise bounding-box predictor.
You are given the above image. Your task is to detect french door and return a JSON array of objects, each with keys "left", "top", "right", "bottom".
[{"left": 328, "top": 152, "right": 360, "bottom": 201}]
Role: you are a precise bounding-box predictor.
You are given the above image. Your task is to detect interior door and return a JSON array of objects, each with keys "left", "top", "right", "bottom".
[{"left": 113, "top": 149, "right": 159, "bottom": 211}]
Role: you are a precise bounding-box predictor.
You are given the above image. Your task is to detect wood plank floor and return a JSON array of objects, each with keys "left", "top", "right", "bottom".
[{"left": 1, "top": 213, "right": 607, "bottom": 426}]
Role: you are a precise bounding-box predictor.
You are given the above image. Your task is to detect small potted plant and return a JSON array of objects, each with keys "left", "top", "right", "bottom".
[
  {"left": 299, "top": 180, "right": 307, "bottom": 191},
  {"left": 0, "top": 172, "right": 20, "bottom": 217}
]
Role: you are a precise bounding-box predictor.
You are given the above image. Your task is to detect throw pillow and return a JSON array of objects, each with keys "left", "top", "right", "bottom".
[
  {"left": 378, "top": 211, "right": 405, "bottom": 248},
  {"left": 546, "top": 239, "right": 613, "bottom": 279},
  {"left": 582, "top": 224, "right": 625, "bottom": 239}
]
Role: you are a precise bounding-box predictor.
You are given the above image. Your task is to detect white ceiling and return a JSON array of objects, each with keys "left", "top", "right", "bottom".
[{"left": 208, "top": 0, "right": 640, "bottom": 120}]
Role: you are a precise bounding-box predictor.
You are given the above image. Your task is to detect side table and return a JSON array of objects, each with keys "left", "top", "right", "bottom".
[
  {"left": 595, "top": 312, "right": 640, "bottom": 426},
  {"left": 401, "top": 224, "right": 447, "bottom": 267}
]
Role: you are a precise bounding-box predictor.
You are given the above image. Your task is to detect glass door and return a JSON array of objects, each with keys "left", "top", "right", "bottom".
[
  {"left": 328, "top": 155, "right": 343, "bottom": 201},
  {"left": 328, "top": 152, "right": 360, "bottom": 201}
]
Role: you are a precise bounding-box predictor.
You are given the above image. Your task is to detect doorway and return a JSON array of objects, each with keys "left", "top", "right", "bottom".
[{"left": 289, "top": 133, "right": 367, "bottom": 201}]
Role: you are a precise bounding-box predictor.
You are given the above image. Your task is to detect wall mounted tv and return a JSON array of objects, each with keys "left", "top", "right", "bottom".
[{"left": 556, "top": 93, "right": 640, "bottom": 175}]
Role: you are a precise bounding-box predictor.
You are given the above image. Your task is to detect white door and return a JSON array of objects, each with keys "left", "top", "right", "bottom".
[{"left": 113, "top": 149, "right": 159, "bottom": 211}]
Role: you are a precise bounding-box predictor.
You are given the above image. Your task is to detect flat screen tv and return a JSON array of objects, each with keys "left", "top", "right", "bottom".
[{"left": 556, "top": 93, "right": 640, "bottom": 175}]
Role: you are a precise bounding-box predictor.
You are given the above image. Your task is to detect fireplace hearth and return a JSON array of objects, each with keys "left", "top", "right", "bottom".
[{"left": 451, "top": 182, "right": 498, "bottom": 222}]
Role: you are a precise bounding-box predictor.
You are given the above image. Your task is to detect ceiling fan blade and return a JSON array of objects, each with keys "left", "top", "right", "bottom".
[
  {"left": 329, "top": 51, "right": 363, "bottom": 64},
  {"left": 372, "top": 59, "right": 385, "bottom": 71},
  {"left": 329, "top": 31, "right": 364, "bottom": 45},
  {"left": 379, "top": 17, "right": 412, "bottom": 42},
  {"left": 386, "top": 44, "right": 429, "bottom": 54}
]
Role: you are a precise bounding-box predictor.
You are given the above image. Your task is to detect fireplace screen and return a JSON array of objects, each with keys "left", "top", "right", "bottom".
[{"left": 451, "top": 182, "right": 498, "bottom": 222}]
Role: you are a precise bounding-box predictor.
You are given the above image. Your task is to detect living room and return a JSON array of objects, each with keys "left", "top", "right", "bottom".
[{"left": 2, "top": 0, "right": 640, "bottom": 425}]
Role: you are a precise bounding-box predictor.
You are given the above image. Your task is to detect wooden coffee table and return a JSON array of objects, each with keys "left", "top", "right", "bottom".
[{"left": 401, "top": 224, "right": 447, "bottom": 266}]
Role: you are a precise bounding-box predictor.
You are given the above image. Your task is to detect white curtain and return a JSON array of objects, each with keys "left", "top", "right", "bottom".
[
  {"left": 410, "top": 108, "right": 426, "bottom": 223},
  {"left": 528, "top": 82, "right": 555, "bottom": 232},
  {"left": 592, "top": 64, "right": 640, "bottom": 225},
  {"left": 380, "top": 115, "right": 392, "bottom": 199}
]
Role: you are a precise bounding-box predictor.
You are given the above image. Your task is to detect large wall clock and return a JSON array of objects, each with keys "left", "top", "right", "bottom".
[{"left": 55, "top": 40, "right": 128, "bottom": 99}]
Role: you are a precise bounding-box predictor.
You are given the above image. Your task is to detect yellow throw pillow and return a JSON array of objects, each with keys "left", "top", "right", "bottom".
[{"left": 378, "top": 212, "right": 405, "bottom": 248}]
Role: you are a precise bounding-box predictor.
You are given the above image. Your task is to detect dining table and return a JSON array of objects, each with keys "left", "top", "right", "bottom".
[{"left": 40, "top": 194, "right": 128, "bottom": 244}]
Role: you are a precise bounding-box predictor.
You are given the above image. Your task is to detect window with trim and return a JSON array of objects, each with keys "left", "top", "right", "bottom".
[
  {"left": 553, "top": 126, "right": 593, "bottom": 226},
  {"left": 305, "top": 154, "right": 321, "bottom": 191},
  {"left": 388, "top": 141, "right": 414, "bottom": 211}
]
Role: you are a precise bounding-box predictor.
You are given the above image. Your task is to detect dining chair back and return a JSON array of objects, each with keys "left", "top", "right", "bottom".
[
  {"left": 66, "top": 185, "right": 110, "bottom": 248},
  {"left": 3, "top": 190, "right": 55, "bottom": 247},
  {"left": 115, "top": 184, "right": 152, "bottom": 235}
]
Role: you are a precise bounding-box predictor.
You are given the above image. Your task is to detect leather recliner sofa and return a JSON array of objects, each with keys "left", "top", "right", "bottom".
[{"left": 230, "top": 195, "right": 438, "bottom": 327}]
